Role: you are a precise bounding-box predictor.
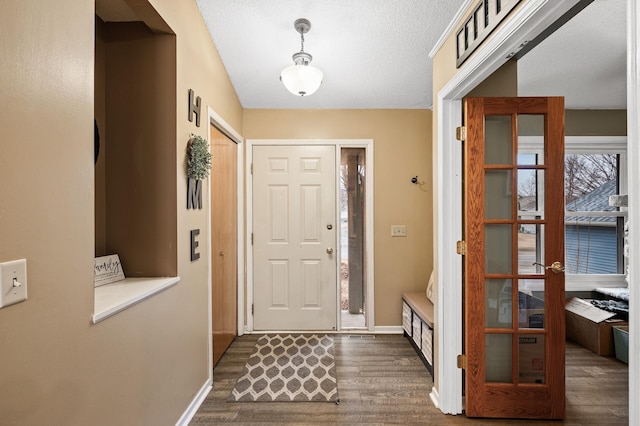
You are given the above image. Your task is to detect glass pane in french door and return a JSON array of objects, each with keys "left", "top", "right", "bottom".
[
  {"left": 485, "top": 224, "right": 512, "bottom": 274},
  {"left": 518, "top": 279, "right": 545, "bottom": 329},
  {"left": 485, "top": 278, "right": 512, "bottom": 328},
  {"left": 485, "top": 115, "right": 512, "bottom": 164},
  {"left": 485, "top": 170, "right": 512, "bottom": 219},
  {"left": 519, "top": 334, "right": 545, "bottom": 384},
  {"left": 485, "top": 333, "right": 512, "bottom": 383}
]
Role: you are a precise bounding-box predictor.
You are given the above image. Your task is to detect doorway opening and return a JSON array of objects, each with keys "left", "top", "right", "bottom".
[{"left": 340, "top": 148, "right": 366, "bottom": 329}]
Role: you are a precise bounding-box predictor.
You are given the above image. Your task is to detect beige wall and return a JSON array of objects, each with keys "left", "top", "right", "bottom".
[
  {"left": 467, "top": 59, "right": 518, "bottom": 97},
  {"left": 0, "top": 0, "right": 242, "bottom": 424},
  {"left": 565, "top": 110, "right": 627, "bottom": 136},
  {"left": 243, "top": 109, "right": 433, "bottom": 326}
]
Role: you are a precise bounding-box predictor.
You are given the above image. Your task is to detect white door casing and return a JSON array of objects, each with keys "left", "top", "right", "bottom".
[{"left": 253, "top": 145, "right": 337, "bottom": 331}]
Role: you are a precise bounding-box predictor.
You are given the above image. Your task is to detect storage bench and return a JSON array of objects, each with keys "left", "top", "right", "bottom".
[{"left": 402, "top": 292, "right": 434, "bottom": 378}]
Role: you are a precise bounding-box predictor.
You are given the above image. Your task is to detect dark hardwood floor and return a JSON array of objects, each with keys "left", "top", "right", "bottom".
[{"left": 190, "top": 334, "right": 628, "bottom": 425}]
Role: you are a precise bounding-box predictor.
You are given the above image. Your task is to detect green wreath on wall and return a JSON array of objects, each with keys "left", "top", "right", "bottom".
[
  {"left": 187, "top": 134, "right": 212, "bottom": 180},
  {"left": 186, "top": 134, "right": 212, "bottom": 209}
]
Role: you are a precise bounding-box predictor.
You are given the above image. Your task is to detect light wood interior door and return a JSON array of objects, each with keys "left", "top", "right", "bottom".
[
  {"left": 464, "top": 97, "right": 565, "bottom": 419},
  {"left": 253, "top": 145, "right": 337, "bottom": 331},
  {"left": 211, "top": 125, "right": 237, "bottom": 367}
]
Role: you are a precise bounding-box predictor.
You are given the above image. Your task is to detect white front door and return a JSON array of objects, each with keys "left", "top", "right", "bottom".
[{"left": 253, "top": 145, "right": 337, "bottom": 330}]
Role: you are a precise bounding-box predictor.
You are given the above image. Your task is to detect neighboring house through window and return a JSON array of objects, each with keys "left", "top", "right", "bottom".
[{"left": 519, "top": 136, "right": 627, "bottom": 291}]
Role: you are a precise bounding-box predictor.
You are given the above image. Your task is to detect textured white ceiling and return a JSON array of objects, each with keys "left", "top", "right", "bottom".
[
  {"left": 518, "top": 0, "right": 626, "bottom": 109},
  {"left": 195, "top": 0, "right": 466, "bottom": 109},
  {"left": 99, "top": 0, "right": 626, "bottom": 111}
]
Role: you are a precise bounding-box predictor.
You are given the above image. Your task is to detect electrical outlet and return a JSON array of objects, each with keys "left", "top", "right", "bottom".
[
  {"left": 0, "top": 259, "right": 27, "bottom": 308},
  {"left": 391, "top": 225, "right": 407, "bottom": 237}
]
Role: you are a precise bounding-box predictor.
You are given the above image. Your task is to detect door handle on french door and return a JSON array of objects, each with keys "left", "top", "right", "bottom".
[
  {"left": 532, "top": 261, "right": 565, "bottom": 273},
  {"left": 326, "top": 248, "right": 334, "bottom": 254}
]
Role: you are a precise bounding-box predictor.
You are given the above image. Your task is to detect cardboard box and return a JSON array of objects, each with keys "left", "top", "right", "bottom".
[{"left": 565, "top": 297, "right": 628, "bottom": 356}]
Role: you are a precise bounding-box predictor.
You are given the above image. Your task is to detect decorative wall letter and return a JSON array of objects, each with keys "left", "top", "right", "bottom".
[
  {"left": 187, "top": 178, "right": 203, "bottom": 209},
  {"left": 188, "top": 89, "right": 201, "bottom": 127},
  {"left": 190, "top": 229, "right": 201, "bottom": 261}
]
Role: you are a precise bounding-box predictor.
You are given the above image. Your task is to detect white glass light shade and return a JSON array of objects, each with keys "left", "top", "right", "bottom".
[{"left": 280, "top": 64, "right": 323, "bottom": 96}]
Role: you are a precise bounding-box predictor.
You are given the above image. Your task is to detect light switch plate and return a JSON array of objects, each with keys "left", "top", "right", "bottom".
[
  {"left": 0, "top": 259, "right": 27, "bottom": 308},
  {"left": 391, "top": 225, "right": 407, "bottom": 237}
]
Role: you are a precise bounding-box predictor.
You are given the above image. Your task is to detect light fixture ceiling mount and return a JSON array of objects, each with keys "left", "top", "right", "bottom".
[{"left": 280, "top": 18, "right": 323, "bottom": 97}]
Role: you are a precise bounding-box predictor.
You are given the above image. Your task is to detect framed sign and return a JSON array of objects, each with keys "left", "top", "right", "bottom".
[
  {"left": 94, "top": 254, "right": 125, "bottom": 287},
  {"left": 456, "top": 0, "right": 522, "bottom": 68}
]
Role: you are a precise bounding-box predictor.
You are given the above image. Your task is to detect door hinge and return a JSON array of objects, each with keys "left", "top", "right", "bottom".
[
  {"left": 251, "top": 233, "right": 254, "bottom": 245},
  {"left": 456, "top": 126, "right": 466, "bottom": 141},
  {"left": 250, "top": 163, "right": 253, "bottom": 174},
  {"left": 251, "top": 304, "right": 254, "bottom": 315},
  {"left": 456, "top": 240, "right": 466, "bottom": 255},
  {"left": 457, "top": 354, "right": 466, "bottom": 369}
]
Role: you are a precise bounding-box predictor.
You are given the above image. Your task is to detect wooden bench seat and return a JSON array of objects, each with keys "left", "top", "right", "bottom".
[{"left": 402, "top": 292, "right": 434, "bottom": 327}]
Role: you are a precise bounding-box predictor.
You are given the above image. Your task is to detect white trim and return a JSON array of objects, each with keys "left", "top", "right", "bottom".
[
  {"left": 372, "top": 326, "right": 403, "bottom": 334},
  {"left": 435, "top": 0, "right": 583, "bottom": 415},
  {"left": 566, "top": 275, "right": 628, "bottom": 292},
  {"left": 564, "top": 211, "right": 627, "bottom": 218},
  {"left": 363, "top": 141, "right": 375, "bottom": 332},
  {"left": 627, "top": 1, "right": 639, "bottom": 425},
  {"left": 429, "top": 386, "right": 440, "bottom": 409},
  {"left": 245, "top": 144, "right": 255, "bottom": 333},
  {"left": 237, "top": 137, "right": 245, "bottom": 336},
  {"left": 429, "top": 0, "right": 475, "bottom": 59},
  {"left": 208, "top": 108, "right": 242, "bottom": 144},
  {"left": 245, "top": 139, "right": 374, "bottom": 333},
  {"left": 519, "top": 135, "right": 628, "bottom": 152},
  {"left": 205, "top": 121, "right": 213, "bottom": 395},
  {"left": 175, "top": 379, "right": 212, "bottom": 426},
  {"left": 435, "top": 97, "right": 464, "bottom": 415}
]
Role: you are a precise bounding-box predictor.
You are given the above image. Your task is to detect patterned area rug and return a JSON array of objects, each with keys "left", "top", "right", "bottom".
[{"left": 228, "top": 334, "right": 339, "bottom": 403}]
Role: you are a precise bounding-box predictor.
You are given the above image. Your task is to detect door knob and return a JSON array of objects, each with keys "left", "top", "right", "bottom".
[
  {"left": 532, "top": 261, "right": 564, "bottom": 273},
  {"left": 326, "top": 248, "right": 334, "bottom": 254}
]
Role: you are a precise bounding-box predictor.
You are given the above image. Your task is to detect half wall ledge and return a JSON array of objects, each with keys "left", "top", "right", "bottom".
[{"left": 93, "top": 276, "right": 180, "bottom": 323}]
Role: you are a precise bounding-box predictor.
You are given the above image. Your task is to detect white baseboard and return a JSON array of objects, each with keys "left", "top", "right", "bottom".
[
  {"left": 242, "top": 327, "right": 404, "bottom": 335},
  {"left": 175, "top": 379, "right": 212, "bottom": 426},
  {"left": 429, "top": 386, "right": 440, "bottom": 408},
  {"left": 373, "top": 326, "right": 404, "bottom": 334}
]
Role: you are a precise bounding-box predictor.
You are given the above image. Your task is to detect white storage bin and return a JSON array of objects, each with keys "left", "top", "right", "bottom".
[
  {"left": 412, "top": 315, "right": 422, "bottom": 348},
  {"left": 421, "top": 323, "right": 433, "bottom": 364},
  {"left": 402, "top": 301, "right": 412, "bottom": 335}
]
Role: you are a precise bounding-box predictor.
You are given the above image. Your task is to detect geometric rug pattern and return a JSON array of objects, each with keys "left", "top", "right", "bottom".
[{"left": 228, "top": 334, "right": 339, "bottom": 403}]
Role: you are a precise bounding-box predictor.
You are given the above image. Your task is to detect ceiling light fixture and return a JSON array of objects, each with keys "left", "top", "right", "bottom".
[{"left": 280, "top": 18, "right": 323, "bottom": 97}]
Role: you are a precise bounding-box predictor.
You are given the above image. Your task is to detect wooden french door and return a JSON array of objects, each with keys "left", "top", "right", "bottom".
[
  {"left": 211, "top": 124, "right": 237, "bottom": 367},
  {"left": 464, "top": 97, "right": 565, "bottom": 419}
]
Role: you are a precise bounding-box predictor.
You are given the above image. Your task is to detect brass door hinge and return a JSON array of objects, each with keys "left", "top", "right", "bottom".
[
  {"left": 457, "top": 354, "right": 467, "bottom": 369},
  {"left": 456, "top": 126, "right": 466, "bottom": 141},
  {"left": 456, "top": 240, "right": 466, "bottom": 255}
]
